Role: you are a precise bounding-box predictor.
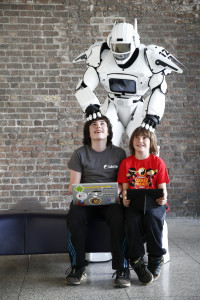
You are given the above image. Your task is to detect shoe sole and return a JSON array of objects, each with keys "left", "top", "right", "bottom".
[
  {"left": 65, "top": 274, "right": 87, "bottom": 285},
  {"left": 152, "top": 270, "right": 162, "bottom": 281},
  {"left": 65, "top": 280, "right": 81, "bottom": 285},
  {"left": 140, "top": 276, "right": 154, "bottom": 285},
  {"left": 114, "top": 282, "right": 131, "bottom": 288}
]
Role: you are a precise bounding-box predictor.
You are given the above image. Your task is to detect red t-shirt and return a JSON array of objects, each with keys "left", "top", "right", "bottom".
[{"left": 118, "top": 154, "right": 169, "bottom": 189}]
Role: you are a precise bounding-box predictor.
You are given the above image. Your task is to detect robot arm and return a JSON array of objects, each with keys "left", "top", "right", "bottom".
[
  {"left": 73, "top": 42, "right": 109, "bottom": 120},
  {"left": 142, "top": 45, "right": 186, "bottom": 131},
  {"left": 75, "top": 66, "right": 101, "bottom": 120},
  {"left": 142, "top": 72, "right": 167, "bottom": 132}
]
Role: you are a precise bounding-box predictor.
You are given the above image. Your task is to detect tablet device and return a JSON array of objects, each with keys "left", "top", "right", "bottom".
[
  {"left": 72, "top": 182, "right": 118, "bottom": 206},
  {"left": 127, "top": 189, "right": 163, "bottom": 214}
]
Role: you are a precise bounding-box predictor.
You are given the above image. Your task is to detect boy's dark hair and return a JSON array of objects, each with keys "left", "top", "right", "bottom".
[
  {"left": 83, "top": 115, "right": 113, "bottom": 146},
  {"left": 129, "top": 126, "right": 158, "bottom": 155}
]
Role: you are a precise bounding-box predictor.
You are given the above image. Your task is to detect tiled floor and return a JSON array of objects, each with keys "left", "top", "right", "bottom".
[{"left": 0, "top": 218, "right": 200, "bottom": 300}]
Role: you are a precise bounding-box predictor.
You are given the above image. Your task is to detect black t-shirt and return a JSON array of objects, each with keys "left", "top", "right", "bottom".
[{"left": 68, "top": 144, "right": 126, "bottom": 183}]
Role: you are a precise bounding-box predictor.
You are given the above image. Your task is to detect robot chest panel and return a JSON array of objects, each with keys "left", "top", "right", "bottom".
[{"left": 98, "top": 60, "right": 151, "bottom": 96}]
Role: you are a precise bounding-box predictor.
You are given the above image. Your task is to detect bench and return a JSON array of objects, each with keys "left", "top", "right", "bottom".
[
  {"left": 0, "top": 199, "right": 111, "bottom": 255},
  {"left": 0, "top": 199, "right": 169, "bottom": 263}
]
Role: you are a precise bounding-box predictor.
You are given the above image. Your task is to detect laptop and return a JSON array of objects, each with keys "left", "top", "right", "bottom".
[
  {"left": 127, "top": 189, "right": 163, "bottom": 214},
  {"left": 72, "top": 182, "right": 118, "bottom": 206}
]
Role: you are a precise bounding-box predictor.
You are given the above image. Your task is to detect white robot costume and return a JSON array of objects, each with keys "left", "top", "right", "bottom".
[{"left": 73, "top": 20, "right": 185, "bottom": 146}]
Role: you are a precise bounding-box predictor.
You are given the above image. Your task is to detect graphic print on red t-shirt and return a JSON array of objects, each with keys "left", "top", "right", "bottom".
[{"left": 126, "top": 167, "right": 158, "bottom": 189}]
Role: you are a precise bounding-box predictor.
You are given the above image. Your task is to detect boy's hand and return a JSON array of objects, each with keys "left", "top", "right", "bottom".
[{"left": 156, "top": 192, "right": 167, "bottom": 206}]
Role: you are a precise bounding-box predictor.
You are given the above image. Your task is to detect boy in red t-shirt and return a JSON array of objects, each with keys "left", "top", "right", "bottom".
[{"left": 118, "top": 126, "right": 169, "bottom": 285}]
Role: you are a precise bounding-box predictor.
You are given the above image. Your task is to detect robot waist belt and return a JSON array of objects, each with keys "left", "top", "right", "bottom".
[{"left": 109, "top": 95, "right": 143, "bottom": 107}]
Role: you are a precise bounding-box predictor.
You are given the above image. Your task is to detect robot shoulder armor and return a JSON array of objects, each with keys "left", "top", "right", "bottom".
[
  {"left": 73, "top": 42, "right": 109, "bottom": 68},
  {"left": 145, "top": 44, "right": 184, "bottom": 74}
]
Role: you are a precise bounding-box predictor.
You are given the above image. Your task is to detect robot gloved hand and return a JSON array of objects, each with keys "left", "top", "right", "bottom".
[
  {"left": 85, "top": 104, "right": 102, "bottom": 121},
  {"left": 141, "top": 114, "right": 160, "bottom": 132}
]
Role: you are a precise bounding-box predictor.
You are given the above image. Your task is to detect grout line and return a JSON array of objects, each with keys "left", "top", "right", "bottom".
[
  {"left": 18, "top": 255, "right": 31, "bottom": 300},
  {"left": 168, "top": 239, "right": 200, "bottom": 264}
]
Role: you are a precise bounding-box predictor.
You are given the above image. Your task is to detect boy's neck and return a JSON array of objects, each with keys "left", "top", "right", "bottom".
[
  {"left": 91, "top": 140, "right": 107, "bottom": 152},
  {"left": 135, "top": 152, "right": 150, "bottom": 160}
]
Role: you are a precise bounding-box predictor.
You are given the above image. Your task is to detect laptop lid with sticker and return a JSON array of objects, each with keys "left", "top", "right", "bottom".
[{"left": 72, "top": 182, "right": 118, "bottom": 206}]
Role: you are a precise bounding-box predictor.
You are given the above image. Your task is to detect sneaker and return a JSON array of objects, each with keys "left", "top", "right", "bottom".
[
  {"left": 113, "top": 268, "right": 131, "bottom": 288},
  {"left": 130, "top": 257, "right": 153, "bottom": 285},
  {"left": 65, "top": 266, "right": 87, "bottom": 285},
  {"left": 148, "top": 256, "right": 164, "bottom": 281}
]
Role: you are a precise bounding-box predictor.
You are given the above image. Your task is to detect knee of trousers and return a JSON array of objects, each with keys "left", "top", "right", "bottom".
[
  {"left": 106, "top": 205, "right": 125, "bottom": 224},
  {"left": 144, "top": 207, "right": 166, "bottom": 225},
  {"left": 67, "top": 207, "right": 88, "bottom": 228},
  {"left": 125, "top": 209, "right": 142, "bottom": 226},
  {"left": 144, "top": 213, "right": 164, "bottom": 231}
]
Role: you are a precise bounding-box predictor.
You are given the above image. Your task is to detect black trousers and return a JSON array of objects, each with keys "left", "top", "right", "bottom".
[
  {"left": 125, "top": 205, "right": 167, "bottom": 260},
  {"left": 67, "top": 203, "right": 127, "bottom": 270}
]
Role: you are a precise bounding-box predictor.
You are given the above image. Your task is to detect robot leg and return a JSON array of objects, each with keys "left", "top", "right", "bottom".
[
  {"left": 126, "top": 101, "right": 144, "bottom": 139},
  {"left": 105, "top": 102, "right": 124, "bottom": 146}
]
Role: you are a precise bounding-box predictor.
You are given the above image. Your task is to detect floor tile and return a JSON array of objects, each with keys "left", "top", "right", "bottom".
[{"left": 0, "top": 218, "right": 199, "bottom": 300}]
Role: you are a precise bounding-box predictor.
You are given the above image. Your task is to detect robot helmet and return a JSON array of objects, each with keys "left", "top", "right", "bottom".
[{"left": 108, "top": 20, "right": 140, "bottom": 65}]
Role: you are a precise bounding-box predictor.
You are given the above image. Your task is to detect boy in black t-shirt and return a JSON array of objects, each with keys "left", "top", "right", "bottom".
[{"left": 66, "top": 115, "right": 129, "bottom": 288}]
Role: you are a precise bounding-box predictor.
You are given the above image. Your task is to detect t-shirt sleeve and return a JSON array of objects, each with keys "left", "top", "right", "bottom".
[
  {"left": 157, "top": 158, "right": 170, "bottom": 184},
  {"left": 68, "top": 150, "right": 82, "bottom": 173},
  {"left": 117, "top": 158, "right": 128, "bottom": 183}
]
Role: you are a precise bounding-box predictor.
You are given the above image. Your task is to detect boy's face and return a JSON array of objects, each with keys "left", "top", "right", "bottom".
[
  {"left": 133, "top": 135, "right": 150, "bottom": 155},
  {"left": 89, "top": 119, "right": 109, "bottom": 141}
]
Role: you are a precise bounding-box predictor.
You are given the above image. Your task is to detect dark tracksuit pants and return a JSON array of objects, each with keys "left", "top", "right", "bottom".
[
  {"left": 67, "top": 202, "right": 127, "bottom": 270},
  {"left": 125, "top": 205, "right": 167, "bottom": 260}
]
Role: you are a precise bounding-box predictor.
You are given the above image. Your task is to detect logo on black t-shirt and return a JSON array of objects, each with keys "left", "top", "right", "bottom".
[{"left": 104, "top": 165, "right": 118, "bottom": 169}]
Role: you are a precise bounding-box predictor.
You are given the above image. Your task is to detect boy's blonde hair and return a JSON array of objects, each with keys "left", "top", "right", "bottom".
[{"left": 129, "top": 126, "right": 158, "bottom": 155}]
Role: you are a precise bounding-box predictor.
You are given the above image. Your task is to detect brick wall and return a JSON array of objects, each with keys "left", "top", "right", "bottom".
[{"left": 0, "top": 0, "right": 199, "bottom": 216}]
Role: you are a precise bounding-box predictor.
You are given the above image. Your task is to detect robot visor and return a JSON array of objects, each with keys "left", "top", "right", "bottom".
[
  {"left": 111, "top": 43, "right": 131, "bottom": 54},
  {"left": 113, "top": 52, "right": 130, "bottom": 61}
]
